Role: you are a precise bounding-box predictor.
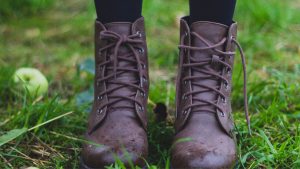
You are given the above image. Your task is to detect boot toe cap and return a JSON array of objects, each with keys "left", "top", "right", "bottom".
[
  {"left": 171, "top": 138, "right": 236, "bottom": 169},
  {"left": 81, "top": 143, "right": 146, "bottom": 168},
  {"left": 172, "top": 149, "right": 236, "bottom": 169},
  {"left": 81, "top": 109, "right": 148, "bottom": 168}
]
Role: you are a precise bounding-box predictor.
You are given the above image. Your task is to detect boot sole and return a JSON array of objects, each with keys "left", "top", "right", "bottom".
[
  {"left": 80, "top": 157, "right": 98, "bottom": 169},
  {"left": 169, "top": 160, "right": 239, "bottom": 169},
  {"left": 80, "top": 157, "right": 147, "bottom": 169}
]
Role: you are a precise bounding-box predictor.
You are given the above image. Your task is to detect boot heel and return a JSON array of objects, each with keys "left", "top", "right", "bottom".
[
  {"left": 80, "top": 157, "right": 97, "bottom": 169},
  {"left": 80, "top": 157, "right": 148, "bottom": 169}
]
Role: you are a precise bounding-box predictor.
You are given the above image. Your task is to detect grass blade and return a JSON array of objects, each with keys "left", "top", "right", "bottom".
[
  {"left": 0, "top": 111, "right": 73, "bottom": 147},
  {"left": 0, "top": 128, "right": 28, "bottom": 147},
  {"left": 28, "top": 111, "right": 73, "bottom": 131}
]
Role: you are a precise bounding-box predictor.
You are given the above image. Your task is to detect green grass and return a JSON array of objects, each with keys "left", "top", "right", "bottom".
[{"left": 1, "top": 0, "right": 300, "bottom": 168}]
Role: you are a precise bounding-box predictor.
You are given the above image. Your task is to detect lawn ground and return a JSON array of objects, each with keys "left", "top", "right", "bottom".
[{"left": 1, "top": 0, "right": 300, "bottom": 168}]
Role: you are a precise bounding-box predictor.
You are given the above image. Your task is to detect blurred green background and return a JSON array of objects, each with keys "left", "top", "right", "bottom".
[{"left": 0, "top": 0, "right": 300, "bottom": 168}]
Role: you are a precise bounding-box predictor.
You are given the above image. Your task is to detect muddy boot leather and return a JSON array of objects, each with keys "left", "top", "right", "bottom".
[
  {"left": 81, "top": 17, "right": 149, "bottom": 168},
  {"left": 171, "top": 16, "right": 250, "bottom": 169}
]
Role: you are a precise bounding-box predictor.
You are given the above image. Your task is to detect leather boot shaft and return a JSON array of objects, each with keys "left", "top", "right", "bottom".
[
  {"left": 171, "top": 16, "right": 244, "bottom": 169},
  {"left": 175, "top": 16, "right": 238, "bottom": 137},
  {"left": 81, "top": 17, "right": 149, "bottom": 168},
  {"left": 88, "top": 17, "right": 149, "bottom": 133}
]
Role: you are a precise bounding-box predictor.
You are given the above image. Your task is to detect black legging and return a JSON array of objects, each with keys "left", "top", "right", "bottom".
[
  {"left": 189, "top": 0, "right": 236, "bottom": 26},
  {"left": 94, "top": 0, "right": 236, "bottom": 26},
  {"left": 94, "top": 0, "right": 143, "bottom": 24}
]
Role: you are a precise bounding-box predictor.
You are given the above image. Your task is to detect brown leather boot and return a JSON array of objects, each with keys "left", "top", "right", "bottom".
[
  {"left": 171, "top": 17, "right": 250, "bottom": 169},
  {"left": 81, "top": 17, "right": 149, "bottom": 169}
]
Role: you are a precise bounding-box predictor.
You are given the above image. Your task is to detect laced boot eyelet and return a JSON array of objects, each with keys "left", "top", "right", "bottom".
[
  {"left": 138, "top": 48, "right": 145, "bottom": 54},
  {"left": 139, "top": 79, "right": 143, "bottom": 87},
  {"left": 220, "top": 111, "right": 225, "bottom": 117},
  {"left": 142, "top": 77, "right": 147, "bottom": 83},
  {"left": 136, "top": 31, "right": 142, "bottom": 38},
  {"left": 221, "top": 97, "right": 226, "bottom": 104},
  {"left": 183, "top": 110, "right": 188, "bottom": 115},
  {"left": 97, "top": 95, "right": 103, "bottom": 100},
  {"left": 230, "top": 35, "right": 235, "bottom": 41},
  {"left": 227, "top": 68, "right": 231, "bottom": 75},
  {"left": 181, "top": 32, "right": 188, "bottom": 54},
  {"left": 224, "top": 81, "right": 229, "bottom": 90},
  {"left": 97, "top": 109, "right": 103, "bottom": 114},
  {"left": 141, "top": 64, "right": 146, "bottom": 69}
]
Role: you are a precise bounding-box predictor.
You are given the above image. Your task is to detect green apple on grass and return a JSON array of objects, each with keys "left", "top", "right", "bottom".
[{"left": 13, "top": 68, "right": 49, "bottom": 96}]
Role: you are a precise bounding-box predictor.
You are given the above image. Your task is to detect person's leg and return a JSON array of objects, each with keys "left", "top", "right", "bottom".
[
  {"left": 189, "top": 0, "right": 236, "bottom": 26},
  {"left": 94, "top": 0, "right": 143, "bottom": 23},
  {"left": 172, "top": 1, "right": 249, "bottom": 168},
  {"left": 81, "top": 1, "right": 149, "bottom": 168}
]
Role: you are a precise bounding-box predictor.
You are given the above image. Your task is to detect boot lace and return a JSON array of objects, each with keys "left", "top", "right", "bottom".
[
  {"left": 179, "top": 32, "right": 251, "bottom": 133},
  {"left": 96, "top": 30, "right": 146, "bottom": 113}
]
